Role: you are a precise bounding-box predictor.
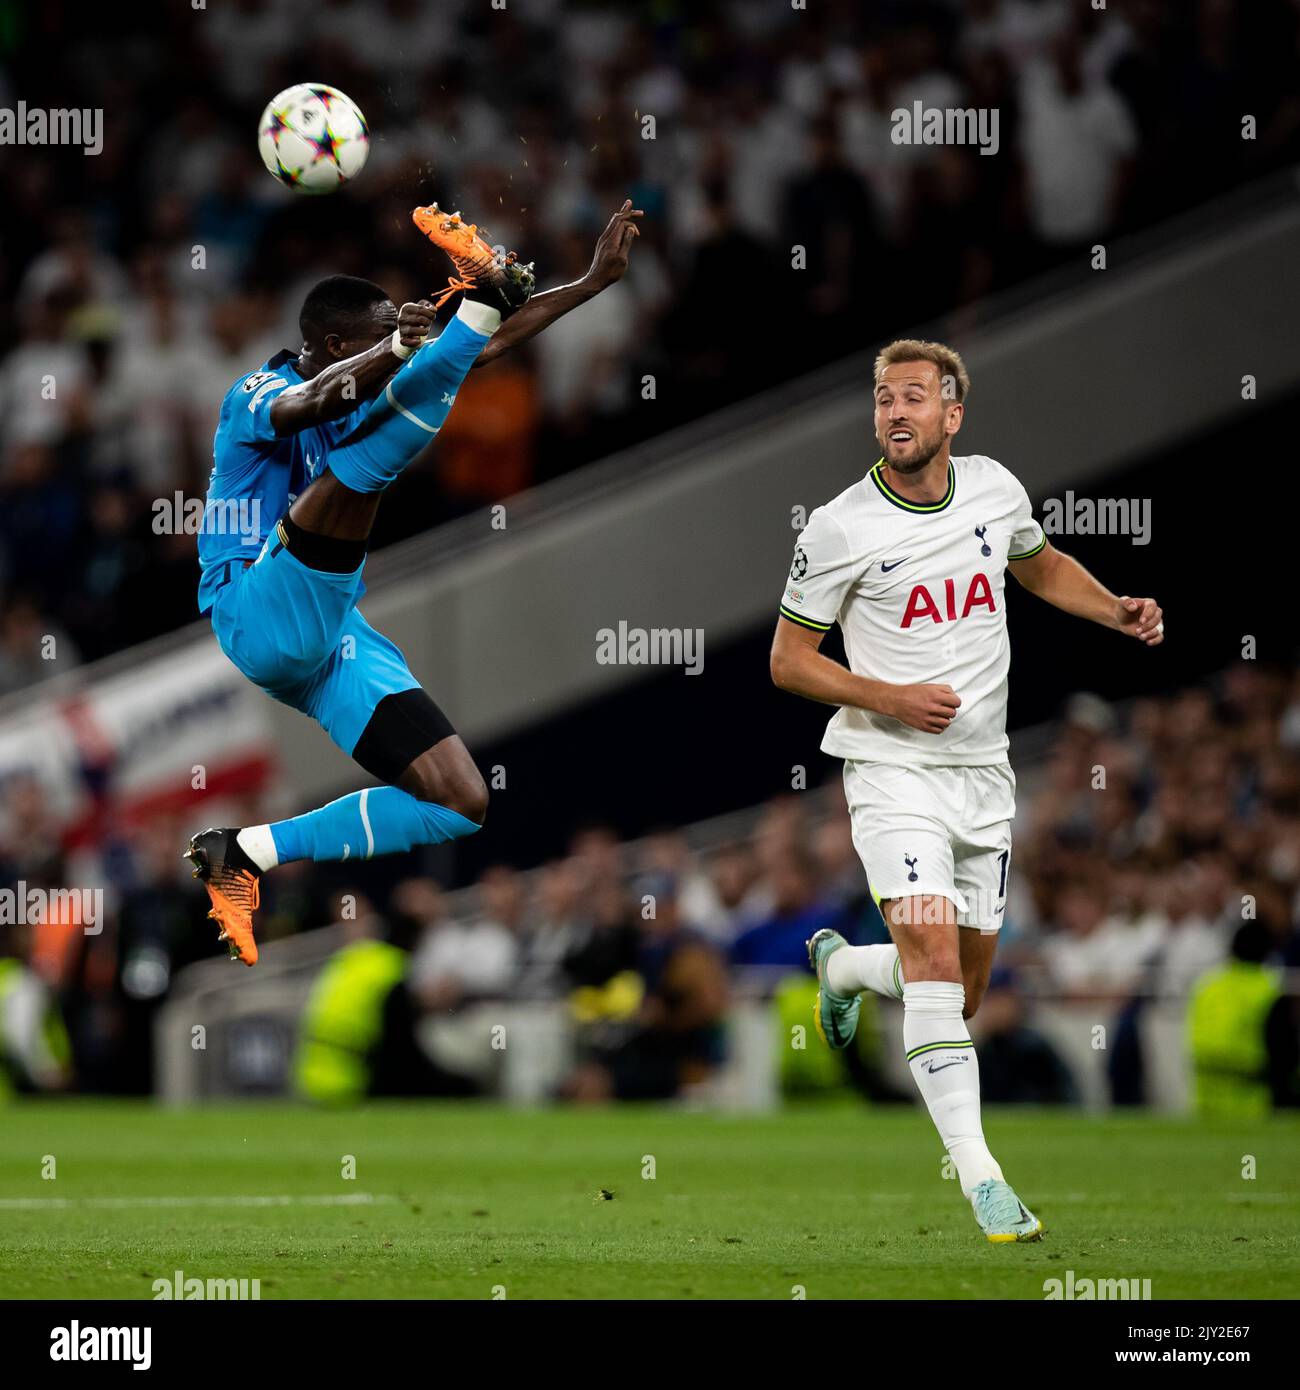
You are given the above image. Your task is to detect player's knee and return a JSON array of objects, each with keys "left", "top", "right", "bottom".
[
  {"left": 442, "top": 767, "right": 489, "bottom": 826},
  {"left": 409, "top": 762, "right": 488, "bottom": 825},
  {"left": 914, "top": 946, "right": 961, "bottom": 982}
]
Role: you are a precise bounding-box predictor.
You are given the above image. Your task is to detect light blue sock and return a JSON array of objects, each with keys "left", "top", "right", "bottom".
[
  {"left": 269, "top": 785, "right": 481, "bottom": 865},
  {"left": 327, "top": 308, "right": 493, "bottom": 494}
]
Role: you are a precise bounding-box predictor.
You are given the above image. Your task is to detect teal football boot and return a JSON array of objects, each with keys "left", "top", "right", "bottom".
[
  {"left": 970, "top": 1178, "right": 1045, "bottom": 1243},
  {"left": 806, "top": 928, "right": 861, "bottom": 1050}
]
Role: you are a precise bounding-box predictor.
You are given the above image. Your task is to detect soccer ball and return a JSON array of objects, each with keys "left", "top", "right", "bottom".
[{"left": 257, "top": 83, "right": 369, "bottom": 194}]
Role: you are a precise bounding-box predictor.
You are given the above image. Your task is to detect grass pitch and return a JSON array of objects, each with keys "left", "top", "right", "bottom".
[{"left": 0, "top": 1100, "right": 1295, "bottom": 1299}]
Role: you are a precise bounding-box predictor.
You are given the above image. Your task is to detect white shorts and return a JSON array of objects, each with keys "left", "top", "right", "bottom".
[{"left": 842, "top": 760, "right": 1016, "bottom": 932}]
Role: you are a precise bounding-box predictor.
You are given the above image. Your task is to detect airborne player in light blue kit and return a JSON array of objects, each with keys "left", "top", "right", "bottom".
[{"left": 189, "top": 200, "right": 641, "bottom": 964}]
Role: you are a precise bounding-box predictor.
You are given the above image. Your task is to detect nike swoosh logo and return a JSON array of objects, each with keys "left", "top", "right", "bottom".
[
  {"left": 880, "top": 557, "right": 911, "bottom": 573},
  {"left": 925, "top": 1059, "right": 966, "bottom": 1073}
]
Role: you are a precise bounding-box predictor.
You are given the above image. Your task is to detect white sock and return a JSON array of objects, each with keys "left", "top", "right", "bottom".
[
  {"left": 902, "top": 980, "right": 1002, "bottom": 1197},
  {"left": 236, "top": 824, "right": 279, "bottom": 873},
  {"left": 455, "top": 297, "right": 503, "bottom": 337},
  {"left": 825, "top": 943, "right": 904, "bottom": 1000}
]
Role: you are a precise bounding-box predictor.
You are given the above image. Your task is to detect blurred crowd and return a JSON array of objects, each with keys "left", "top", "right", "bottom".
[
  {"left": 3, "top": 0, "right": 1300, "bottom": 687},
  {"left": 3, "top": 662, "right": 1298, "bottom": 1108}
]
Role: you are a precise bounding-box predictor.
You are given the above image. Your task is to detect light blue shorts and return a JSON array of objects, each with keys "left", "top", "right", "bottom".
[{"left": 209, "top": 528, "right": 419, "bottom": 758}]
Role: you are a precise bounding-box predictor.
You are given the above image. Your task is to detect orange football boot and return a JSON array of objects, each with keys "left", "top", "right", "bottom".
[
  {"left": 185, "top": 826, "right": 261, "bottom": 966},
  {"left": 411, "top": 202, "right": 535, "bottom": 313}
]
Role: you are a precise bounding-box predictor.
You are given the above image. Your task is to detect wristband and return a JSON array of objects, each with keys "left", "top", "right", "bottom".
[{"left": 391, "top": 328, "right": 414, "bottom": 361}]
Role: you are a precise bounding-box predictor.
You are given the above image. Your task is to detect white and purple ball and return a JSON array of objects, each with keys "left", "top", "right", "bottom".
[{"left": 257, "top": 83, "right": 369, "bottom": 194}]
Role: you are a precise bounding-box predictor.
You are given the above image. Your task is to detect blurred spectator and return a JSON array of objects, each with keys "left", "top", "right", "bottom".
[
  {"left": 1040, "top": 876, "right": 1161, "bottom": 999},
  {"left": 0, "top": 926, "right": 73, "bottom": 1097},
  {"left": 0, "top": 298, "right": 93, "bottom": 464},
  {"left": 533, "top": 230, "right": 637, "bottom": 456},
  {"left": 1145, "top": 862, "right": 1229, "bottom": 995},
  {"left": 0, "top": 595, "right": 81, "bottom": 697},
  {"left": 560, "top": 872, "right": 640, "bottom": 991},
  {"left": 706, "top": 841, "right": 773, "bottom": 941},
  {"left": 295, "top": 888, "right": 479, "bottom": 1103},
  {"left": 1187, "top": 920, "right": 1294, "bottom": 1118},
  {"left": 404, "top": 874, "right": 518, "bottom": 1011},
  {"left": 0, "top": 984, "right": 69, "bottom": 1096},
  {"left": 662, "top": 179, "right": 778, "bottom": 419},
  {"left": 563, "top": 871, "right": 727, "bottom": 1101},
  {"left": 431, "top": 354, "right": 541, "bottom": 507},
  {"left": 731, "top": 843, "right": 841, "bottom": 969},
  {"left": 515, "top": 856, "right": 585, "bottom": 997},
  {"left": 638, "top": 829, "right": 731, "bottom": 944},
  {"left": 972, "top": 967, "right": 1078, "bottom": 1104},
  {"left": 1018, "top": 23, "right": 1137, "bottom": 259},
  {"left": 779, "top": 115, "right": 880, "bottom": 355}
]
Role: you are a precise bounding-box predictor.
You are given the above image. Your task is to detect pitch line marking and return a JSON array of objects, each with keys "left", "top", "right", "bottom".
[{"left": 0, "top": 1193, "right": 400, "bottom": 1211}]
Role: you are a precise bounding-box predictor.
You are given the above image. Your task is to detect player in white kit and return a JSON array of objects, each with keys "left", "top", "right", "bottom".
[{"left": 770, "top": 339, "right": 1164, "bottom": 1243}]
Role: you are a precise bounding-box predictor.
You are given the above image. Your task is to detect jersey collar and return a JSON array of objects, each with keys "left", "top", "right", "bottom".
[
  {"left": 267, "top": 348, "right": 303, "bottom": 379},
  {"left": 870, "top": 457, "right": 955, "bottom": 513}
]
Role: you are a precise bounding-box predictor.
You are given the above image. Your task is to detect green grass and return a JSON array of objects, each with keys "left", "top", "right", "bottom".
[{"left": 0, "top": 1100, "right": 1296, "bottom": 1299}]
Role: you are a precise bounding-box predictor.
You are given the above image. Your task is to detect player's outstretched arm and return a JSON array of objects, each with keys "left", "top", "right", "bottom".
[
  {"left": 270, "top": 301, "right": 438, "bottom": 436},
  {"left": 1008, "top": 541, "right": 1164, "bottom": 645},
  {"left": 770, "top": 619, "right": 962, "bottom": 734},
  {"left": 472, "top": 200, "right": 643, "bottom": 368}
]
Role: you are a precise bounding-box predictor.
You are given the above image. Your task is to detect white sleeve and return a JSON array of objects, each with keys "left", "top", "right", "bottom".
[
  {"left": 778, "top": 507, "right": 858, "bottom": 633},
  {"left": 1006, "top": 474, "right": 1046, "bottom": 560}
]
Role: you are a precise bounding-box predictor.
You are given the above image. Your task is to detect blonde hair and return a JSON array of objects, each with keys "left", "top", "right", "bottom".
[{"left": 873, "top": 339, "right": 971, "bottom": 403}]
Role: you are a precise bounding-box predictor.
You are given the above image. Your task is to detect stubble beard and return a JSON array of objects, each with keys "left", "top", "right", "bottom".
[{"left": 879, "top": 425, "right": 946, "bottom": 475}]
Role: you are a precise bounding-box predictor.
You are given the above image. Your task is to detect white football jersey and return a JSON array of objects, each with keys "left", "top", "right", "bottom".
[{"left": 779, "top": 454, "right": 1045, "bottom": 766}]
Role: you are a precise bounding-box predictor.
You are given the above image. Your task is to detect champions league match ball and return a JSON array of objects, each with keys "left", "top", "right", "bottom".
[{"left": 257, "top": 83, "right": 369, "bottom": 194}]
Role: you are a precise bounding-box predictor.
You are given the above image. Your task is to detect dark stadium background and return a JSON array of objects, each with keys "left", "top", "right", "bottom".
[{"left": 3, "top": 0, "right": 1296, "bottom": 665}]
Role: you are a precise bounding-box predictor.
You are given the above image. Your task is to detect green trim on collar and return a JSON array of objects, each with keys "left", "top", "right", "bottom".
[{"left": 870, "top": 459, "right": 956, "bottom": 513}]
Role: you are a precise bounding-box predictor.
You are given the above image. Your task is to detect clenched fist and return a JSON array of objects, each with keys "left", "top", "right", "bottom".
[
  {"left": 883, "top": 683, "right": 962, "bottom": 735},
  {"left": 1117, "top": 596, "right": 1164, "bottom": 646},
  {"left": 396, "top": 300, "right": 439, "bottom": 351}
]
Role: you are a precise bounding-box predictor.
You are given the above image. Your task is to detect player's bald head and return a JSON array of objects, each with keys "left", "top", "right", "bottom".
[{"left": 299, "top": 274, "right": 396, "bottom": 352}]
